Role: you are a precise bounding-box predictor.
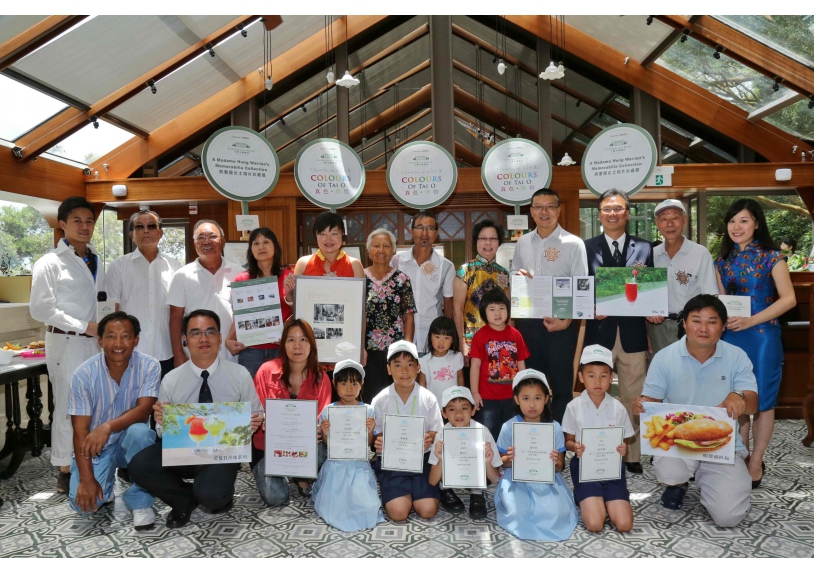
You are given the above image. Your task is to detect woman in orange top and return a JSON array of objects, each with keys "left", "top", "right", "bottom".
[{"left": 286, "top": 211, "right": 365, "bottom": 287}]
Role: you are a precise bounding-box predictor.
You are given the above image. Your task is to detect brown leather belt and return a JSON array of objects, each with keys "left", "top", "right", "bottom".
[{"left": 47, "top": 325, "right": 94, "bottom": 338}]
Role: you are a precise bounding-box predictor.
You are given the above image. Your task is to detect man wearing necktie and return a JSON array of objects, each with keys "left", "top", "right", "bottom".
[
  {"left": 128, "top": 310, "right": 263, "bottom": 529},
  {"left": 583, "top": 190, "right": 655, "bottom": 474}
]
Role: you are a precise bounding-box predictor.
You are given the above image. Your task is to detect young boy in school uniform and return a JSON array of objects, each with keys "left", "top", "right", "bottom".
[
  {"left": 372, "top": 340, "right": 444, "bottom": 522},
  {"left": 428, "top": 386, "right": 502, "bottom": 518},
  {"left": 562, "top": 344, "right": 634, "bottom": 532}
]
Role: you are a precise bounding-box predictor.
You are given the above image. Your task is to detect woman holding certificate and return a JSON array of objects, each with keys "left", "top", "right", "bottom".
[
  {"left": 225, "top": 228, "right": 292, "bottom": 378},
  {"left": 495, "top": 370, "right": 577, "bottom": 541},
  {"left": 252, "top": 319, "right": 332, "bottom": 506}
]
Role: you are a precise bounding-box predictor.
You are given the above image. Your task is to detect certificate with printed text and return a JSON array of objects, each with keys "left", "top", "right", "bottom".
[
  {"left": 381, "top": 414, "right": 425, "bottom": 473},
  {"left": 327, "top": 405, "right": 369, "bottom": 461},
  {"left": 579, "top": 427, "right": 624, "bottom": 482},
  {"left": 265, "top": 399, "right": 318, "bottom": 479},
  {"left": 442, "top": 427, "right": 486, "bottom": 489},
  {"left": 512, "top": 422, "right": 555, "bottom": 483}
]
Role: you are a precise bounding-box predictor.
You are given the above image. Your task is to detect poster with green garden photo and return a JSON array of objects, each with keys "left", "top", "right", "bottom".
[
  {"left": 595, "top": 268, "right": 668, "bottom": 317},
  {"left": 161, "top": 402, "right": 252, "bottom": 466}
]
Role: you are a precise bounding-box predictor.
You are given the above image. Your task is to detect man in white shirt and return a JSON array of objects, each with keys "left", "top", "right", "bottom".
[
  {"left": 649, "top": 200, "right": 718, "bottom": 356},
  {"left": 390, "top": 211, "right": 454, "bottom": 353},
  {"left": 167, "top": 220, "right": 240, "bottom": 366},
  {"left": 106, "top": 210, "right": 181, "bottom": 377},
  {"left": 30, "top": 196, "right": 103, "bottom": 493}
]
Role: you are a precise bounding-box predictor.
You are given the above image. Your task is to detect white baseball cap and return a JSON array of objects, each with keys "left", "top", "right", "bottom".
[
  {"left": 654, "top": 199, "right": 686, "bottom": 216},
  {"left": 386, "top": 340, "right": 419, "bottom": 361},
  {"left": 441, "top": 386, "right": 475, "bottom": 408},
  {"left": 334, "top": 359, "right": 365, "bottom": 380},
  {"left": 580, "top": 344, "right": 614, "bottom": 368},
  {"left": 512, "top": 369, "right": 551, "bottom": 393}
]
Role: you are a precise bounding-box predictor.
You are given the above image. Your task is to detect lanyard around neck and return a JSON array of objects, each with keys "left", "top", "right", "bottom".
[{"left": 395, "top": 394, "right": 417, "bottom": 416}]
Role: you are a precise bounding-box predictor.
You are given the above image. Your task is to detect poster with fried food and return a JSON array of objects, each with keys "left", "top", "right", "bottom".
[{"left": 640, "top": 403, "right": 735, "bottom": 465}]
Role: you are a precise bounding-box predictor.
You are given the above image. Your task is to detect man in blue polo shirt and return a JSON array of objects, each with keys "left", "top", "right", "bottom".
[{"left": 633, "top": 294, "right": 758, "bottom": 527}]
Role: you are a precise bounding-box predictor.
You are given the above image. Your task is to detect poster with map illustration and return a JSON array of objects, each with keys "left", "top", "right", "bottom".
[{"left": 162, "top": 402, "right": 252, "bottom": 466}]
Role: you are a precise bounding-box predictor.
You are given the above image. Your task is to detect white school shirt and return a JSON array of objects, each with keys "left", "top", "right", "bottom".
[
  {"left": 653, "top": 236, "right": 719, "bottom": 314},
  {"left": 428, "top": 419, "right": 502, "bottom": 468},
  {"left": 106, "top": 248, "right": 181, "bottom": 361},
  {"left": 371, "top": 382, "right": 443, "bottom": 452},
  {"left": 166, "top": 257, "right": 241, "bottom": 362},
  {"left": 419, "top": 351, "right": 464, "bottom": 405},
  {"left": 510, "top": 224, "right": 588, "bottom": 277},
  {"left": 390, "top": 248, "right": 454, "bottom": 350},
  {"left": 30, "top": 240, "right": 103, "bottom": 333},
  {"left": 561, "top": 391, "right": 635, "bottom": 439}
]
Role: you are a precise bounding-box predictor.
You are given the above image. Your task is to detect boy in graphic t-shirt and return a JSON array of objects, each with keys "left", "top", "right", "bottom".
[{"left": 469, "top": 288, "right": 529, "bottom": 441}]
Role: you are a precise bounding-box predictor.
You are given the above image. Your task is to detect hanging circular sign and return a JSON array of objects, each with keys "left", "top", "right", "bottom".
[
  {"left": 294, "top": 138, "right": 365, "bottom": 210},
  {"left": 581, "top": 123, "right": 657, "bottom": 197},
  {"left": 201, "top": 126, "right": 280, "bottom": 202},
  {"left": 386, "top": 141, "right": 458, "bottom": 209},
  {"left": 481, "top": 138, "right": 553, "bottom": 207}
]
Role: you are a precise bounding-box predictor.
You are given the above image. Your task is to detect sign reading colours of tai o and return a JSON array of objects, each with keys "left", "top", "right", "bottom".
[
  {"left": 386, "top": 141, "right": 458, "bottom": 209},
  {"left": 202, "top": 126, "right": 280, "bottom": 201},
  {"left": 581, "top": 123, "right": 657, "bottom": 197},
  {"left": 294, "top": 139, "right": 366, "bottom": 210},
  {"left": 481, "top": 138, "right": 553, "bottom": 207}
]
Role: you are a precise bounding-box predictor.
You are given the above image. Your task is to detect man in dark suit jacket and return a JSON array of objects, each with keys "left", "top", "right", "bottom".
[{"left": 584, "top": 189, "right": 654, "bottom": 474}]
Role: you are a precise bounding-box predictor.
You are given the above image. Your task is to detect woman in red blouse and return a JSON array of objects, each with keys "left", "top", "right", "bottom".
[
  {"left": 225, "top": 227, "right": 293, "bottom": 379},
  {"left": 252, "top": 318, "right": 332, "bottom": 506}
]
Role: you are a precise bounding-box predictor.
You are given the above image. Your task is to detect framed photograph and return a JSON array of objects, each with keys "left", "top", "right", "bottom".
[
  {"left": 294, "top": 276, "right": 366, "bottom": 364},
  {"left": 223, "top": 242, "right": 249, "bottom": 268}
]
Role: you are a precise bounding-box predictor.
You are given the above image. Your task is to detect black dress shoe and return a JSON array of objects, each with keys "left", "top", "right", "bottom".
[
  {"left": 212, "top": 499, "right": 235, "bottom": 514},
  {"left": 625, "top": 462, "right": 644, "bottom": 474},
  {"left": 439, "top": 489, "right": 464, "bottom": 513},
  {"left": 117, "top": 468, "right": 132, "bottom": 484},
  {"left": 660, "top": 484, "right": 688, "bottom": 510},
  {"left": 166, "top": 508, "right": 192, "bottom": 529},
  {"left": 469, "top": 493, "right": 487, "bottom": 519}
]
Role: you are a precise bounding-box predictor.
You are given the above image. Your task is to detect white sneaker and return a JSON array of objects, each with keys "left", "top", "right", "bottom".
[{"left": 132, "top": 507, "right": 156, "bottom": 531}]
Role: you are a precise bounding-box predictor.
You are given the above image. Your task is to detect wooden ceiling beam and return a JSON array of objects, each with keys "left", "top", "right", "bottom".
[
  {"left": 656, "top": 15, "right": 814, "bottom": 98},
  {"left": 0, "top": 16, "right": 88, "bottom": 71},
  {"left": 504, "top": 16, "right": 812, "bottom": 160},
  {"left": 88, "top": 15, "right": 388, "bottom": 180},
  {"left": 14, "top": 16, "right": 258, "bottom": 161},
  {"left": 454, "top": 84, "right": 536, "bottom": 140},
  {"left": 363, "top": 124, "right": 432, "bottom": 166},
  {"left": 158, "top": 157, "right": 200, "bottom": 178},
  {"left": 453, "top": 59, "right": 538, "bottom": 111},
  {"left": 358, "top": 108, "right": 431, "bottom": 154}
]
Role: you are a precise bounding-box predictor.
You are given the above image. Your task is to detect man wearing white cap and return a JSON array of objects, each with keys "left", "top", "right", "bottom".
[
  {"left": 428, "top": 386, "right": 502, "bottom": 518},
  {"left": 650, "top": 199, "right": 718, "bottom": 355}
]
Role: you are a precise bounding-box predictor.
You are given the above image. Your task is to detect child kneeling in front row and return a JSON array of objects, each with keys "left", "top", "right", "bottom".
[
  {"left": 372, "top": 340, "right": 444, "bottom": 522},
  {"left": 428, "top": 386, "right": 502, "bottom": 518},
  {"left": 312, "top": 360, "right": 384, "bottom": 532},
  {"left": 562, "top": 345, "right": 634, "bottom": 533}
]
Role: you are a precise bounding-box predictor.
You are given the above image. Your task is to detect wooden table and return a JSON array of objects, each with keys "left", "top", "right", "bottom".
[{"left": 0, "top": 356, "right": 50, "bottom": 479}]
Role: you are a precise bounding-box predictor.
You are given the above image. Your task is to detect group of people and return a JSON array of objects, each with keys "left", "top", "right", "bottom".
[{"left": 20, "top": 186, "right": 794, "bottom": 538}]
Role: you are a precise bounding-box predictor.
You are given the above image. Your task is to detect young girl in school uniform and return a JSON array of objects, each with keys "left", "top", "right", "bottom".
[
  {"left": 418, "top": 317, "right": 465, "bottom": 406},
  {"left": 495, "top": 369, "right": 578, "bottom": 541},
  {"left": 311, "top": 360, "right": 384, "bottom": 532}
]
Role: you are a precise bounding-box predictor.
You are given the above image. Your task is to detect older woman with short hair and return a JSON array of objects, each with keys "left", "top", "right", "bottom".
[{"left": 363, "top": 228, "right": 416, "bottom": 401}]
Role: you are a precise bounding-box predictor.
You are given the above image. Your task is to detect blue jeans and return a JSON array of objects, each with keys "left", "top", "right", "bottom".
[
  {"left": 69, "top": 423, "right": 156, "bottom": 514},
  {"left": 473, "top": 398, "right": 516, "bottom": 443},
  {"left": 253, "top": 442, "right": 327, "bottom": 506},
  {"left": 238, "top": 347, "right": 280, "bottom": 380}
]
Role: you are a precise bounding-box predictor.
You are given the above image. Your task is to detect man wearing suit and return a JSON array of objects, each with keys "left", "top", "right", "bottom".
[{"left": 584, "top": 189, "right": 654, "bottom": 474}]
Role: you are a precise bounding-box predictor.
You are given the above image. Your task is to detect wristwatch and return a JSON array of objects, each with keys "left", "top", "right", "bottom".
[{"left": 730, "top": 390, "right": 745, "bottom": 400}]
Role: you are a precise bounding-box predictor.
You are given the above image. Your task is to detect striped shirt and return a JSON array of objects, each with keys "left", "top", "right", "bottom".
[{"left": 68, "top": 350, "right": 161, "bottom": 452}]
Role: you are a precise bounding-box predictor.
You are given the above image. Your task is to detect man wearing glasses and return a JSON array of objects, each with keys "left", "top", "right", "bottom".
[
  {"left": 583, "top": 189, "right": 654, "bottom": 474},
  {"left": 106, "top": 210, "right": 181, "bottom": 378},
  {"left": 511, "top": 188, "right": 588, "bottom": 423},
  {"left": 390, "top": 211, "right": 455, "bottom": 353},
  {"left": 167, "top": 220, "right": 240, "bottom": 367},
  {"left": 128, "top": 310, "right": 263, "bottom": 528}
]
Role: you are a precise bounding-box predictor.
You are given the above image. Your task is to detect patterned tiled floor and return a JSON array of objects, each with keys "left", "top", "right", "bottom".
[{"left": 1, "top": 420, "right": 813, "bottom": 558}]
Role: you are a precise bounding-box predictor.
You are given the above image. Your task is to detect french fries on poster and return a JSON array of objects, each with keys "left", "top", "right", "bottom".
[{"left": 640, "top": 403, "right": 736, "bottom": 465}]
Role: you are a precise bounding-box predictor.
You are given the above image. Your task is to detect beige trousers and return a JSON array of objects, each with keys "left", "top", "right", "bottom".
[{"left": 611, "top": 329, "right": 647, "bottom": 463}]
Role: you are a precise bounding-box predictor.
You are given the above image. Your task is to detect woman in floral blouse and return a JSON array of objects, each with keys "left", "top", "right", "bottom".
[
  {"left": 714, "top": 199, "right": 796, "bottom": 489},
  {"left": 453, "top": 219, "right": 510, "bottom": 359},
  {"left": 363, "top": 228, "right": 416, "bottom": 401}
]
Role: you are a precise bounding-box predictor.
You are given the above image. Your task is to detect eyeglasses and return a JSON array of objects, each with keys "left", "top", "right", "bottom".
[
  {"left": 477, "top": 237, "right": 500, "bottom": 243},
  {"left": 185, "top": 328, "right": 219, "bottom": 339},
  {"left": 599, "top": 206, "right": 627, "bottom": 214},
  {"left": 133, "top": 224, "right": 159, "bottom": 231},
  {"left": 194, "top": 234, "right": 221, "bottom": 243},
  {"left": 530, "top": 204, "right": 559, "bottom": 212},
  {"left": 413, "top": 225, "right": 437, "bottom": 233}
]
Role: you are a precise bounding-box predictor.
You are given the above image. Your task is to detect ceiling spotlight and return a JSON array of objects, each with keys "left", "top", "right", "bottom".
[
  {"left": 83, "top": 167, "right": 92, "bottom": 176},
  {"left": 773, "top": 82, "right": 779, "bottom": 92},
  {"left": 336, "top": 70, "right": 360, "bottom": 88},
  {"left": 237, "top": 24, "right": 247, "bottom": 38},
  {"left": 492, "top": 56, "right": 497, "bottom": 64},
  {"left": 280, "top": 118, "right": 285, "bottom": 126},
  {"left": 575, "top": 99, "right": 581, "bottom": 107},
  {"left": 326, "top": 68, "right": 335, "bottom": 84},
  {"left": 90, "top": 115, "right": 99, "bottom": 129},
  {"left": 558, "top": 152, "right": 576, "bottom": 166},
  {"left": 264, "top": 78, "right": 273, "bottom": 91},
  {"left": 147, "top": 79, "right": 156, "bottom": 94},
  {"left": 646, "top": 16, "right": 654, "bottom": 25},
  {"left": 680, "top": 28, "right": 690, "bottom": 43},
  {"left": 713, "top": 45, "right": 723, "bottom": 60},
  {"left": 206, "top": 43, "right": 215, "bottom": 58},
  {"left": 11, "top": 146, "right": 23, "bottom": 158},
  {"left": 497, "top": 59, "right": 506, "bottom": 75},
  {"left": 302, "top": 104, "right": 307, "bottom": 113},
  {"left": 808, "top": 96, "right": 814, "bottom": 110},
  {"left": 773, "top": 77, "right": 783, "bottom": 92}
]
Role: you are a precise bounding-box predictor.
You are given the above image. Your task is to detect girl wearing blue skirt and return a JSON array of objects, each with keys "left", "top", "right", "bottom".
[
  {"left": 311, "top": 360, "right": 385, "bottom": 531},
  {"left": 495, "top": 369, "right": 578, "bottom": 541}
]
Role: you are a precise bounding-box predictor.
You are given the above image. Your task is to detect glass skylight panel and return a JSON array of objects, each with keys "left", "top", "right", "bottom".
[
  {"left": 46, "top": 119, "right": 133, "bottom": 165},
  {"left": 765, "top": 99, "right": 814, "bottom": 141},
  {"left": 715, "top": 16, "right": 814, "bottom": 68},
  {"left": 0, "top": 74, "right": 68, "bottom": 141}
]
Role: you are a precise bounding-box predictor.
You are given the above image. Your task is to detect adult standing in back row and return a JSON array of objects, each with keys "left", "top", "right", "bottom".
[{"left": 511, "top": 188, "right": 587, "bottom": 423}]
